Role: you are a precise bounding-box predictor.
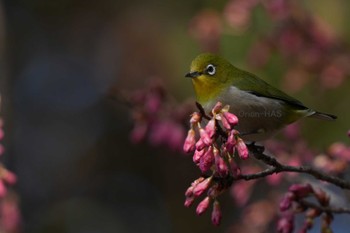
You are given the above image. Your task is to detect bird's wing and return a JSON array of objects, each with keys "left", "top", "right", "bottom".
[{"left": 231, "top": 69, "right": 308, "bottom": 110}]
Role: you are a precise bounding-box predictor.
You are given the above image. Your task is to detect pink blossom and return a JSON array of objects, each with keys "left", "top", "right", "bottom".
[
  {"left": 199, "top": 147, "right": 215, "bottom": 173},
  {"left": 167, "top": 123, "right": 186, "bottom": 151},
  {"left": 199, "top": 128, "right": 212, "bottom": 145},
  {"left": 190, "top": 112, "right": 201, "bottom": 124},
  {"left": 193, "top": 149, "right": 206, "bottom": 163},
  {"left": 231, "top": 180, "right": 254, "bottom": 206},
  {"left": 220, "top": 113, "right": 231, "bottom": 130},
  {"left": 145, "top": 93, "right": 162, "bottom": 114},
  {"left": 279, "top": 192, "right": 295, "bottom": 211},
  {"left": 196, "top": 196, "right": 210, "bottom": 215},
  {"left": 193, "top": 177, "right": 212, "bottom": 197},
  {"left": 183, "top": 129, "right": 196, "bottom": 153},
  {"left": 225, "top": 130, "right": 237, "bottom": 154},
  {"left": 195, "top": 139, "right": 206, "bottom": 151},
  {"left": 214, "top": 148, "right": 228, "bottom": 177},
  {"left": 223, "top": 112, "right": 238, "bottom": 126},
  {"left": 289, "top": 184, "right": 313, "bottom": 198},
  {"left": 211, "top": 201, "right": 222, "bottom": 226},
  {"left": 236, "top": 138, "right": 249, "bottom": 159},
  {"left": 277, "top": 213, "right": 294, "bottom": 233},
  {"left": 211, "top": 102, "right": 223, "bottom": 114},
  {"left": 184, "top": 196, "right": 195, "bottom": 207},
  {"left": 205, "top": 119, "right": 216, "bottom": 138}
]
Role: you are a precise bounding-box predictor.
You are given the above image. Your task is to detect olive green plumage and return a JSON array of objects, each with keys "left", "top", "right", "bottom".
[{"left": 186, "top": 53, "right": 336, "bottom": 141}]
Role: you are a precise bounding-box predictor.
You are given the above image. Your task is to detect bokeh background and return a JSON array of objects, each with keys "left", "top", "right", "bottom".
[{"left": 1, "top": 0, "right": 350, "bottom": 232}]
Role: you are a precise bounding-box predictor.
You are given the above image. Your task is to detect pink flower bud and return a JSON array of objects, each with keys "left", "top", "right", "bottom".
[
  {"left": 211, "top": 201, "right": 222, "bottom": 226},
  {"left": 193, "top": 149, "right": 206, "bottom": 163},
  {"left": 220, "top": 113, "right": 231, "bottom": 130},
  {"left": 277, "top": 213, "right": 294, "bottom": 233},
  {"left": 195, "top": 139, "right": 206, "bottom": 151},
  {"left": 212, "top": 102, "right": 223, "bottom": 114},
  {"left": 214, "top": 148, "right": 228, "bottom": 177},
  {"left": 223, "top": 112, "right": 238, "bottom": 126},
  {"left": 314, "top": 188, "right": 329, "bottom": 206},
  {"left": 190, "top": 112, "right": 201, "bottom": 124},
  {"left": 199, "top": 128, "right": 212, "bottom": 145},
  {"left": 196, "top": 196, "right": 210, "bottom": 215},
  {"left": 289, "top": 184, "right": 313, "bottom": 198},
  {"left": 279, "top": 192, "right": 295, "bottom": 211},
  {"left": 199, "top": 147, "right": 215, "bottom": 173},
  {"left": 185, "top": 186, "right": 194, "bottom": 197},
  {"left": 225, "top": 131, "right": 237, "bottom": 154},
  {"left": 193, "top": 177, "right": 212, "bottom": 197},
  {"left": 236, "top": 138, "right": 249, "bottom": 160},
  {"left": 205, "top": 119, "right": 216, "bottom": 138},
  {"left": 183, "top": 129, "right": 196, "bottom": 153},
  {"left": 184, "top": 196, "right": 195, "bottom": 207}
]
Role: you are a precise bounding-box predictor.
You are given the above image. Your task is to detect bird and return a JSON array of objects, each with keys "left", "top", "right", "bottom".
[{"left": 185, "top": 53, "right": 337, "bottom": 141}]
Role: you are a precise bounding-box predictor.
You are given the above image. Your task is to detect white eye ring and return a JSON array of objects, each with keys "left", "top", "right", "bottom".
[{"left": 206, "top": 64, "right": 216, "bottom": 76}]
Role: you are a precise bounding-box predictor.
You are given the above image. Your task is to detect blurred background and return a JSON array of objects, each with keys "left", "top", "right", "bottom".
[{"left": 0, "top": 0, "right": 350, "bottom": 232}]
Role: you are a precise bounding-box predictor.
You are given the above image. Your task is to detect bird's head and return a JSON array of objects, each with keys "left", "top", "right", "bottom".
[{"left": 185, "top": 53, "right": 233, "bottom": 104}]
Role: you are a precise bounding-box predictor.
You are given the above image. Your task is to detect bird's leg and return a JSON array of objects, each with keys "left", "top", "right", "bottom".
[{"left": 195, "top": 102, "right": 211, "bottom": 120}]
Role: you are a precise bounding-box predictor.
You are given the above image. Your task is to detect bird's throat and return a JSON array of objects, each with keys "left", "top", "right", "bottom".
[{"left": 192, "top": 77, "right": 224, "bottom": 105}]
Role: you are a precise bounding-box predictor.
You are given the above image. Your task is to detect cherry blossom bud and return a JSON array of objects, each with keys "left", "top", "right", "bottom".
[
  {"left": 185, "top": 186, "right": 194, "bottom": 197},
  {"left": 220, "top": 113, "right": 231, "bottom": 130},
  {"left": 214, "top": 147, "right": 228, "bottom": 177},
  {"left": 199, "top": 147, "right": 215, "bottom": 173},
  {"left": 184, "top": 196, "right": 195, "bottom": 207},
  {"left": 236, "top": 138, "right": 249, "bottom": 160},
  {"left": 205, "top": 119, "right": 216, "bottom": 138},
  {"left": 183, "top": 129, "right": 196, "bottom": 153},
  {"left": 212, "top": 102, "right": 223, "bottom": 114},
  {"left": 193, "top": 149, "right": 206, "bottom": 163},
  {"left": 193, "top": 177, "right": 212, "bottom": 197},
  {"left": 289, "top": 184, "right": 313, "bottom": 198},
  {"left": 277, "top": 213, "right": 294, "bottom": 233},
  {"left": 223, "top": 112, "right": 238, "bottom": 126},
  {"left": 190, "top": 112, "right": 201, "bottom": 124},
  {"left": 225, "top": 130, "right": 237, "bottom": 154},
  {"left": 196, "top": 196, "right": 210, "bottom": 215},
  {"left": 195, "top": 139, "right": 206, "bottom": 151},
  {"left": 199, "top": 128, "right": 212, "bottom": 145},
  {"left": 211, "top": 201, "right": 222, "bottom": 226},
  {"left": 280, "top": 192, "right": 295, "bottom": 211}
]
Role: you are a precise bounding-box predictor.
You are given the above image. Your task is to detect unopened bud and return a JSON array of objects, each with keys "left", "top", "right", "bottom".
[
  {"left": 183, "top": 129, "right": 196, "bottom": 153},
  {"left": 211, "top": 201, "right": 222, "bottom": 226},
  {"left": 236, "top": 138, "right": 249, "bottom": 160},
  {"left": 196, "top": 196, "right": 210, "bottom": 215}
]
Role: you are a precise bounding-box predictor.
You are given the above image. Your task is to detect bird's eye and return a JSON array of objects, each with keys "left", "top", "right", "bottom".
[{"left": 206, "top": 64, "right": 216, "bottom": 76}]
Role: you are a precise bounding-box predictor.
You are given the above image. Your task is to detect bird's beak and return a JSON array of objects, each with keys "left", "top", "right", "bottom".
[{"left": 185, "top": 71, "right": 201, "bottom": 78}]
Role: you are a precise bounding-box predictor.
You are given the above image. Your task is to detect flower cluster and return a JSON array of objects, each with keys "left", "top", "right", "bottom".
[
  {"left": 278, "top": 183, "right": 333, "bottom": 233},
  {"left": 183, "top": 102, "right": 249, "bottom": 225},
  {"left": 127, "top": 80, "right": 194, "bottom": 151}
]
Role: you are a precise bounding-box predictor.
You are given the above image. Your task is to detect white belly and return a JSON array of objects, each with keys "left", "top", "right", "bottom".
[{"left": 203, "top": 87, "right": 299, "bottom": 141}]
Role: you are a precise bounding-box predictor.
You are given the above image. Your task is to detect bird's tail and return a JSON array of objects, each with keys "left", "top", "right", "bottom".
[{"left": 308, "top": 111, "right": 337, "bottom": 121}]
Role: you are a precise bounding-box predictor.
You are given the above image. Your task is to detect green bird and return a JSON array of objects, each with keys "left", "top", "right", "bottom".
[{"left": 185, "top": 53, "right": 337, "bottom": 141}]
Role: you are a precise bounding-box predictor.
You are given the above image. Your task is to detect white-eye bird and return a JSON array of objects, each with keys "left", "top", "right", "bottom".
[{"left": 185, "top": 53, "right": 337, "bottom": 141}]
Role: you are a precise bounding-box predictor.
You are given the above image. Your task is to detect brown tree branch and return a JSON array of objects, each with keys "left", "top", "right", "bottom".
[{"left": 233, "top": 144, "right": 350, "bottom": 190}]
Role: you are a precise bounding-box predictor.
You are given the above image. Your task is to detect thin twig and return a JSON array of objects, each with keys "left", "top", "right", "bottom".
[
  {"left": 299, "top": 200, "right": 350, "bottom": 214},
  {"left": 237, "top": 144, "right": 350, "bottom": 190}
]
